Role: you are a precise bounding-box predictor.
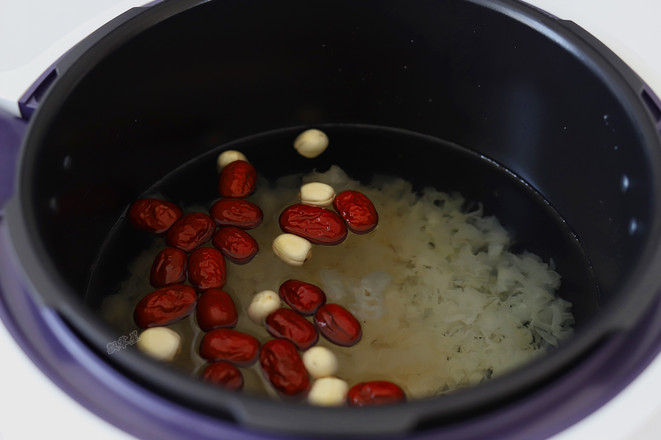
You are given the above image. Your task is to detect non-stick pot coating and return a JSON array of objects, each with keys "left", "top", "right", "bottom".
[{"left": 12, "top": 0, "right": 661, "bottom": 435}]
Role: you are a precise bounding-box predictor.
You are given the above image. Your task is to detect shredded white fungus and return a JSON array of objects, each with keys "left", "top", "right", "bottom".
[{"left": 294, "top": 166, "right": 573, "bottom": 397}]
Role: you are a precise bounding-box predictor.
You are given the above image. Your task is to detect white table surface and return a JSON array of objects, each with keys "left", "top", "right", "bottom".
[{"left": 1, "top": 0, "right": 661, "bottom": 439}]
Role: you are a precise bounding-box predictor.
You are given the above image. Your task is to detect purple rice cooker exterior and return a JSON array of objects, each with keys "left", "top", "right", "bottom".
[{"left": 2, "top": 0, "right": 661, "bottom": 438}]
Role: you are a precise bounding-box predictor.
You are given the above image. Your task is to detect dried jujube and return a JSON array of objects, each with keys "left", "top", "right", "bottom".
[
  {"left": 128, "top": 198, "right": 182, "bottom": 234},
  {"left": 333, "top": 190, "right": 379, "bottom": 234},
  {"left": 279, "top": 203, "right": 347, "bottom": 245},
  {"left": 265, "top": 308, "right": 318, "bottom": 351},
  {"left": 279, "top": 279, "right": 326, "bottom": 315},
  {"left": 196, "top": 288, "right": 238, "bottom": 331},
  {"left": 218, "top": 160, "right": 257, "bottom": 197},
  {"left": 200, "top": 329, "right": 260, "bottom": 366},
  {"left": 347, "top": 381, "right": 406, "bottom": 407},
  {"left": 188, "top": 247, "right": 227, "bottom": 290},
  {"left": 259, "top": 339, "right": 310, "bottom": 397},
  {"left": 201, "top": 361, "right": 244, "bottom": 391},
  {"left": 134, "top": 284, "right": 197, "bottom": 328},
  {"left": 314, "top": 303, "right": 362, "bottom": 347},
  {"left": 212, "top": 226, "right": 259, "bottom": 264},
  {"left": 209, "top": 198, "right": 263, "bottom": 229},
  {"left": 150, "top": 247, "right": 187, "bottom": 287},
  {"left": 166, "top": 212, "right": 215, "bottom": 252}
]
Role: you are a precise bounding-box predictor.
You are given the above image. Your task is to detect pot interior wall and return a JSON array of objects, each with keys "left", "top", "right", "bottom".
[{"left": 16, "top": 0, "right": 660, "bottom": 433}]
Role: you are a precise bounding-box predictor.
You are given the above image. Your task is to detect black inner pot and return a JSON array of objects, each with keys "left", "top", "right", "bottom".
[{"left": 14, "top": 0, "right": 661, "bottom": 436}]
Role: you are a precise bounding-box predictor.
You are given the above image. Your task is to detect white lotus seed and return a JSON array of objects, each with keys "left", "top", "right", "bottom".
[
  {"left": 136, "top": 327, "right": 181, "bottom": 362},
  {"left": 272, "top": 233, "right": 312, "bottom": 266},
  {"left": 247, "top": 290, "right": 281, "bottom": 323},
  {"left": 293, "top": 129, "right": 329, "bottom": 158},
  {"left": 307, "top": 377, "right": 349, "bottom": 406},
  {"left": 216, "top": 150, "right": 248, "bottom": 172},
  {"left": 298, "top": 182, "right": 336, "bottom": 207},
  {"left": 303, "top": 346, "right": 339, "bottom": 378}
]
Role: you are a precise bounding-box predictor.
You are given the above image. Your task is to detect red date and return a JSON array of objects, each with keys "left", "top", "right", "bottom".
[
  {"left": 201, "top": 361, "right": 244, "bottom": 391},
  {"left": 150, "top": 247, "right": 187, "bottom": 287},
  {"left": 134, "top": 284, "right": 197, "bottom": 328},
  {"left": 166, "top": 213, "right": 215, "bottom": 252},
  {"left": 333, "top": 190, "right": 378, "bottom": 234},
  {"left": 200, "top": 329, "right": 260, "bottom": 366},
  {"left": 212, "top": 227, "right": 259, "bottom": 264},
  {"left": 128, "top": 198, "right": 182, "bottom": 234},
  {"left": 279, "top": 279, "right": 326, "bottom": 315},
  {"left": 314, "top": 303, "right": 362, "bottom": 347},
  {"left": 279, "top": 203, "right": 347, "bottom": 245},
  {"left": 188, "top": 247, "right": 227, "bottom": 290},
  {"left": 196, "top": 288, "right": 238, "bottom": 331},
  {"left": 259, "top": 339, "right": 310, "bottom": 397},
  {"left": 347, "top": 381, "right": 406, "bottom": 407},
  {"left": 218, "top": 160, "right": 257, "bottom": 198},
  {"left": 209, "top": 198, "right": 263, "bottom": 229},
  {"left": 265, "top": 308, "right": 318, "bottom": 351}
]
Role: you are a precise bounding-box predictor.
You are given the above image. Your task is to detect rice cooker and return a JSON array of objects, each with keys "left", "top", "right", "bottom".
[{"left": 1, "top": 0, "right": 661, "bottom": 438}]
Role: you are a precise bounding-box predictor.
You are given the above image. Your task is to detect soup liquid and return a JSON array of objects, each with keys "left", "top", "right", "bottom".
[{"left": 87, "top": 124, "right": 598, "bottom": 399}]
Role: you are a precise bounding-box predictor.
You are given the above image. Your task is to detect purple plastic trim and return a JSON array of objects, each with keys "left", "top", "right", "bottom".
[
  {"left": 2, "top": 208, "right": 661, "bottom": 439},
  {"left": 0, "top": 112, "right": 27, "bottom": 216},
  {"left": 18, "top": 66, "right": 59, "bottom": 120}
]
